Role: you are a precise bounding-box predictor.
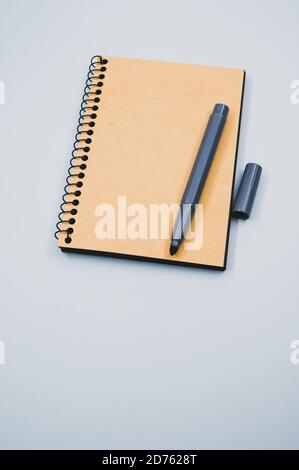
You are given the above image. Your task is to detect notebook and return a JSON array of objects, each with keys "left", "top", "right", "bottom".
[{"left": 55, "top": 55, "right": 245, "bottom": 270}]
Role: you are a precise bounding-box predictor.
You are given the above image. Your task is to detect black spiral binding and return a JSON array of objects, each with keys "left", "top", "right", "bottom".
[{"left": 55, "top": 56, "right": 108, "bottom": 244}]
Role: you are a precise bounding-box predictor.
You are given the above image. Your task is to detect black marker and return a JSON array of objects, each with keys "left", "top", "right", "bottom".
[{"left": 170, "top": 103, "right": 229, "bottom": 255}]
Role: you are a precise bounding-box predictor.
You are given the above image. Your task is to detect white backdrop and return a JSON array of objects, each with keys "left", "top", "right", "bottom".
[{"left": 0, "top": 0, "right": 298, "bottom": 450}]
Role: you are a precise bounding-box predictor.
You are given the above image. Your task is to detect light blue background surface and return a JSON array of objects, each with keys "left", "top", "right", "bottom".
[{"left": 0, "top": 0, "right": 298, "bottom": 450}]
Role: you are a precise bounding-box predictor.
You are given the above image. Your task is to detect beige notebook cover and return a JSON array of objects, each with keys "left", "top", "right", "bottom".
[{"left": 56, "top": 55, "right": 245, "bottom": 270}]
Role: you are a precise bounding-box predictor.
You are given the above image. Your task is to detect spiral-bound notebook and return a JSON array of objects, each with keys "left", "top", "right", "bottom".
[{"left": 55, "top": 55, "right": 245, "bottom": 270}]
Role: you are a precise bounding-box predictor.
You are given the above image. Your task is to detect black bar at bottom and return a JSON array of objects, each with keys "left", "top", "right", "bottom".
[{"left": 0, "top": 449, "right": 297, "bottom": 465}]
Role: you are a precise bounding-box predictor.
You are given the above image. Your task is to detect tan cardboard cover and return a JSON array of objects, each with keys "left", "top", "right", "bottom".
[{"left": 57, "top": 56, "right": 245, "bottom": 269}]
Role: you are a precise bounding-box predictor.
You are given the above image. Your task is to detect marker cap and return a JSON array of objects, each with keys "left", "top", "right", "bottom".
[{"left": 232, "top": 163, "right": 262, "bottom": 220}]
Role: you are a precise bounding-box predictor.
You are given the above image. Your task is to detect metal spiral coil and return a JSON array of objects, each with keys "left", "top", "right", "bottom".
[{"left": 55, "top": 55, "right": 108, "bottom": 243}]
